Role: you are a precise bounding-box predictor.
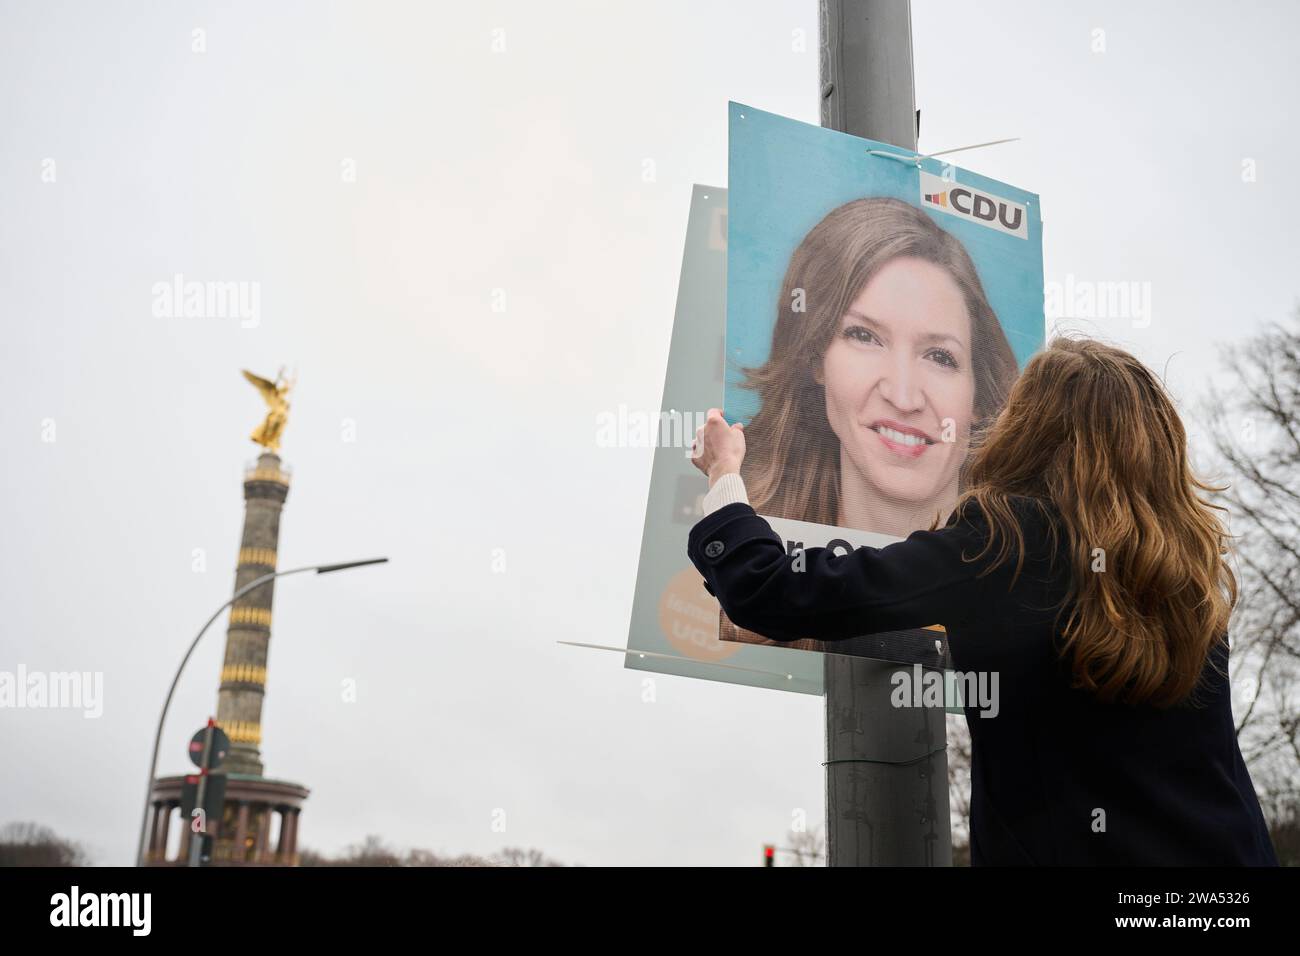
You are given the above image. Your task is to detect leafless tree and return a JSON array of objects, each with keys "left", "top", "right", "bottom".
[
  {"left": 341, "top": 834, "right": 403, "bottom": 866},
  {"left": 299, "top": 837, "right": 564, "bottom": 867},
  {"left": 784, "top": 824, "right": 826, "bottom": 867},
  {"left": 945, "top": 715, "right": 973, "bottom": 866},
  {"left": 493, "top": 846, "right": 565, "bottom": 867},
  {"left": 405, "top": 848, "right": 495, "bottom": 867},
  {"left": 0, "top": 822, "right": 90, "bottom": 866},
  {"left": 1204, "top": 307, "right": 1300, "bottom": 846}
]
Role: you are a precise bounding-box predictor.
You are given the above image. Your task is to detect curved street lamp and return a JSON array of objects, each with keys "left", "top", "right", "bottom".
[{"left": 134, "top": 557, "right": 388, "bottom": 867}]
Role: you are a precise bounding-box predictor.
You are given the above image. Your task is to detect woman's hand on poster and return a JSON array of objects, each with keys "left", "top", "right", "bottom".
[{"left": 691, "top": 408, "right": 746, "bottom": 487}]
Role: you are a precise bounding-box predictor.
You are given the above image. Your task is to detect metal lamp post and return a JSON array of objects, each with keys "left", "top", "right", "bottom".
[{"left": 134, "top": 557, "right": 388, "bottom": 867}]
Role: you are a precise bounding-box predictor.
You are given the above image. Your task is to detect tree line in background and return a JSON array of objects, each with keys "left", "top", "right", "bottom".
[
  {"left": 0, "top": 823, "right": 567, "bottom": 867},
  {"left": 298, "top": 836, "right": 566, "bottom": 867},
  {"left": 0, "top": 822, "right": 90, "bottom": 867}
]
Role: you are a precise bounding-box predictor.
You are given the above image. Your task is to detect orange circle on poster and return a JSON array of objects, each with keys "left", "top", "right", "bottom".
[{"left": 658, "top": 567, "right": 741, "bottom": 662}]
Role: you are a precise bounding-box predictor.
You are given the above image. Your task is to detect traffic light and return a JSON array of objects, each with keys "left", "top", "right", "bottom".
[{"left": 763, "top": 844, "right": 775, "bottom": 867}]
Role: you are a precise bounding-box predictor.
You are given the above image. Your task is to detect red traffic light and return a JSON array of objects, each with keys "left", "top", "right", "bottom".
[{"left": 763, "top": 844, "right": 775, "bottom": 866}]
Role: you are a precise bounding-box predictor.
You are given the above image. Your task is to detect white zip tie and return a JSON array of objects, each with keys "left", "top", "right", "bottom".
[{"left": 867, "top": 136, "right": 1021, "bottom": 168}]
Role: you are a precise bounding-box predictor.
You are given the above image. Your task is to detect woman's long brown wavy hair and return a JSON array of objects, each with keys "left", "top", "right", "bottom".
[
  {"left": 739, "top": 197, "right": 1019, "bottom": 524},
  {"left": 956, "top": 336, "right": 1237, "bottom": 708}
]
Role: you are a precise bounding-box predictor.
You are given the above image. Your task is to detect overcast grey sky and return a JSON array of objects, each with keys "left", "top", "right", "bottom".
[{"left": 1, "top": 0, "right": 1297, "bottom": 866}]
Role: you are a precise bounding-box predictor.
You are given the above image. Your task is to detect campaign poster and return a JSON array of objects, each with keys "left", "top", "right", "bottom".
[
  {"left": 724, "top": 102, "right": 1045, "bottom": 663},
  {"left": 624, "top": 184, "right": 824, "bottom": 695}
]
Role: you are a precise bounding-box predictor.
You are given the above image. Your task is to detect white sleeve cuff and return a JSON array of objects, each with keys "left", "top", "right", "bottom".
[{"left": 701, "top": 471, "right": 750, "bottom": 515}]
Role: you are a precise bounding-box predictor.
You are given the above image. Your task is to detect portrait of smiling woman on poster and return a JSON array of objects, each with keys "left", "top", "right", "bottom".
[{"left": 722, "top": 196, "right": 1020, "bottom": 650}]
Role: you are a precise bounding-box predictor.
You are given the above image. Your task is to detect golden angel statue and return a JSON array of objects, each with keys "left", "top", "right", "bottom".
[{"left": 242, "top": 368, "right": 294, "bottom": 452}]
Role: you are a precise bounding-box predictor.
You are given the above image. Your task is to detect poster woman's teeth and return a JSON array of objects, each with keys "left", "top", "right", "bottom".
[{"left": 872, "top": 425, "right": 931, "bottom": 446}]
